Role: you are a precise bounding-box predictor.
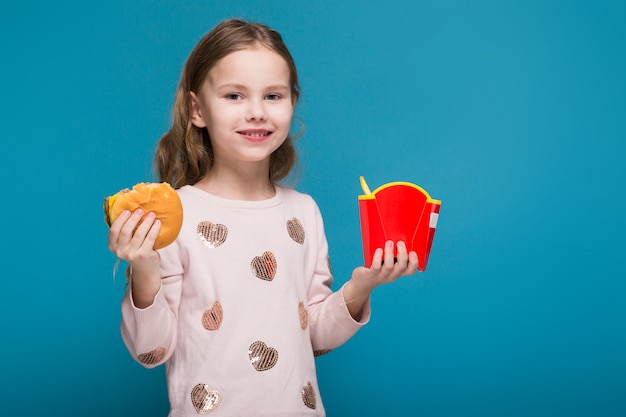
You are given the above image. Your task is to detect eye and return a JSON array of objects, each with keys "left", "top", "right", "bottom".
[
  {"left": 265, "top": 93, "right": 282, "bottom": 101},
  {"left": 225, "top": 93, "right": 243, "bottom": 101}
]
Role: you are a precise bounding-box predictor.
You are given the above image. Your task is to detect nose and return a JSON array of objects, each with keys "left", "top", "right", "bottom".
[{"left": 246, "top": 98, "right": 267, "bottom": 121}]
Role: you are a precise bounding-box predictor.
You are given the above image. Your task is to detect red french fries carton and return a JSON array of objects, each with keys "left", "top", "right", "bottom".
[{"left": 358, "top": 176, "right": 441, "bottom": 271}]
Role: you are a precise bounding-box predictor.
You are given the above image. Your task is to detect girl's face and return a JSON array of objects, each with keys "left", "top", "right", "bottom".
[{"left": 190, "top": 46, "right": 294, "bottom": 170}]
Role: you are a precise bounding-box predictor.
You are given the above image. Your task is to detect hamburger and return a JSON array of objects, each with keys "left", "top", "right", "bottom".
[{"left": 104, "top": 182, "right": 183, "bottom": 249}]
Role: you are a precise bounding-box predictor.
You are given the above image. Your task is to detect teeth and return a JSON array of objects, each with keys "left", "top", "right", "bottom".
[{"left": 242, "top": 131, "right": 268, "bottom": 137}]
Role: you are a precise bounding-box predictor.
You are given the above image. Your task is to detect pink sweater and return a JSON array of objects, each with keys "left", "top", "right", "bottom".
[{"left": 121, "top": 185, "right": 370, "bottom": 416}]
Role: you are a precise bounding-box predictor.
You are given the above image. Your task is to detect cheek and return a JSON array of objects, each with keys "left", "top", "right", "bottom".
[
  {"left": 206, "top": 106, "right": 237, "bottom": 128},
  {"left": 274, "top": 106, "right": 294, "bottom": 128}
]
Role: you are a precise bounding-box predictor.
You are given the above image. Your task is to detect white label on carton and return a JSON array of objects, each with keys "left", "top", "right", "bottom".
[{"left": 429, "top": 213, "right": 439, "bottom": 228}]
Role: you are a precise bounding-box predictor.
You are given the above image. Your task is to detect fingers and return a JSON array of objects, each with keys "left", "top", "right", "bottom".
[
  {"left": 370, "top": 240, "right": 396, "bottom": 271},
  {"left": 120, "top": 209, "right": 147, "bottom": 244},
  {"left": 368, "top": 241, "right": 420, "bottom": 282},
  {"left": 108, "top": 209, "right": 160, "bottom": 257},
  {"left": 143, "top": 218, "right": 161, "bottom": 250},
  {"left": 405, "top": 250, "right": 420, "bottom": 275},
  {"left": 132, "top": 211, "right": 154, "bottom": 239},
  {"left": 108, "top": 209, "right": 132, "bottom": 251},
  {"left": 395, "top": 241, "right": 408, "bottom": 266},
  {"left": 370, "top": 247, "right": 384, "bottom": 272},
  {"left": 395, "top": 241, "right": 420, "bottom": 276},
  {"left": 383, "top": 240, "right": 395, "bottom": 268}
]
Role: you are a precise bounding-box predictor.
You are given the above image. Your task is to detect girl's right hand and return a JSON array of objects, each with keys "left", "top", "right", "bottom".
[
  {"left": 108, "top": 209, "right": 162, "bottom": 307},
  {"left": 108, "top": 208, "right": 161, "bottom": 268}
]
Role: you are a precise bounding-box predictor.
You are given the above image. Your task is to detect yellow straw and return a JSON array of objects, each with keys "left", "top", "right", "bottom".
[{"left": 359, "top": 176, "right": 372, "bottom": 195}]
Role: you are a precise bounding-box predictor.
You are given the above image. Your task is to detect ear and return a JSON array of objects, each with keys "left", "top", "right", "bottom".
[{"left": 189, "top": 91, "right": 206, "bottom": 128}]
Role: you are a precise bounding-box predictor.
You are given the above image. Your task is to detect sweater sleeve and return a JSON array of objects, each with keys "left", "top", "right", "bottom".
[
  {"left": 306, "top": 201, "right": 371, "bottom": 351},
  {"left": 120, "top": 242, "right": 184, "bottom": 368}
]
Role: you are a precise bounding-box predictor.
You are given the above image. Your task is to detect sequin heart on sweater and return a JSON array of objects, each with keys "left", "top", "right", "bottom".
[
  {"left": 301, "top": 381, "right": 316, "bottom": 409},
  {"left": 286, "top": 217, "right": 305, "bottom": 244},
  {"left": 298, "top": 301, "right": 308, "bottom": 330},
  {"left": 191, "top": 384, "right": 221, "bottom": 413},
  {"left": 250, "top": 251, "right": 277, "bottom": 281},
  {"left": 201, "top": 301, "right": 223, "bottom": 331},
  {"left": 197, "top": 221, "right": 228, "bottom": 248},
  {"left": 248, "top": 341, "right": 278, "bottom": 371},
  {"left": 137, "top": 347, "right": 166, "bottom": 365}
]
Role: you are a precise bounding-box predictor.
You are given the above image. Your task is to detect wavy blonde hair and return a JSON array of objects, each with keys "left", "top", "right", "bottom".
[{"left": 154, "top": 18, "right": 302, "bottom": 188}]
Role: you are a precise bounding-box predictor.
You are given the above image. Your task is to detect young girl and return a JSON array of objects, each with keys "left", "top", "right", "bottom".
[{"left": 108, "top": 18, "right": 419, "bottom": 416}]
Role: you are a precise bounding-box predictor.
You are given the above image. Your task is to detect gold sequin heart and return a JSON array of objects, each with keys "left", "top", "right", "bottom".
[
  {"left": 197, "top": 221, "right": 228, "bottom": 248},
  {"left": 191, "top": 384, "right": 221, "bottom": 414},
  {"left": 301, "top": 381, "right": 316, "bottom": 409},
  {"left": 251, "top": 251, "right": 277, "bottom": 281},
  {"left": 248, "top": 341, "right": 278, "bottom": 371},
  {"left": 286, "top": 217, "right": 305, "bottom": 244},
  {"left": 202, "top": 301, "right": 223, "bottom": 331},
  {"left": 137, "top": 347, "right": 166, "bottom": 365},
  {"left": 313, "top": 349, "right": 332, "bottom": 357},
  {"left": 298, "top": 301, "right": 308, "bottom": 330}
]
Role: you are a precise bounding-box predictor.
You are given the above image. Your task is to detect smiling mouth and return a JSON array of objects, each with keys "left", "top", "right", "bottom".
[{"left": 238, "top": 130, "right": 272, "bottom": 137}]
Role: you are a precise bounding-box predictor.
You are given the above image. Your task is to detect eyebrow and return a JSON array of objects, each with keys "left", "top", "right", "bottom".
[{"left": 215, "top": 83, "right": 289, "bottom": 92}]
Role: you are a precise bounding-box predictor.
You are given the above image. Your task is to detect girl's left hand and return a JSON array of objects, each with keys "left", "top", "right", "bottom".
[
  {"left": 354, "top": 240, "right": 419, "bottom": 289},
  {"left": 343, "top": 240, "right": 418, "bottom": 320}
]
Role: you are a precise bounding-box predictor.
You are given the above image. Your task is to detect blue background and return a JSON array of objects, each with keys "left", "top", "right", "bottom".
[{"left": 1, "top": 0, "right": 624, "bottom": 415}]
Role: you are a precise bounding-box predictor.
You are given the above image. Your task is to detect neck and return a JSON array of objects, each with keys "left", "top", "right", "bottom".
[{"left": 194, "top": 161, "right": 276, "bottom": 201}]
